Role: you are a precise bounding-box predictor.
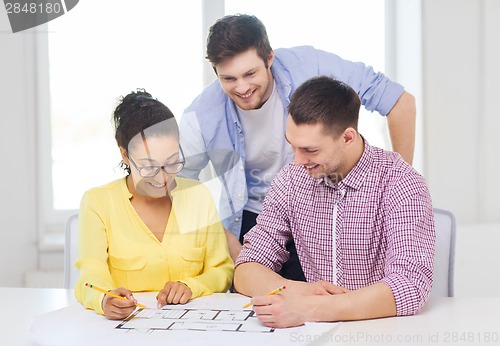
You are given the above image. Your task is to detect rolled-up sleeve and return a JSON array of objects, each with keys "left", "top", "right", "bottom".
[
  {"left": 236, "top": 167, "right": 292, "bottom": 271},
  {"left": 315, "top": 47, "right": 404, "bottom": 116},
  {"left": 380, "top": 178, "right": 436, "bottom": 316},
  {"left": 179, "top": 110, "right": 210, "bottom": 180}
]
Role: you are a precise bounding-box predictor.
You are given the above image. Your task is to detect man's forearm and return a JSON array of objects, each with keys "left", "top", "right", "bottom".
[
  {"left": 387, "top": 91, "right": 416, "bottom": 165},
  {"left": 307, "top": 282, "right": 397, "bottom": 322},
  {"left": 234, "top": 262, "right": 288, "bottom": 297}
]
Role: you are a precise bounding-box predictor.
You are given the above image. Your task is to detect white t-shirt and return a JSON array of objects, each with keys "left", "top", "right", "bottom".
[{"left": 237, "top": 81, "right": 294, "bottom": 214}]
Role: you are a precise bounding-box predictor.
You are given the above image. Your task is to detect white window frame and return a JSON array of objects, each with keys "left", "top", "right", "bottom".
[
  {"left": 36, "top": 26, "right": 72, "bottom": 238},
  {"left": 386, "top": 0, "right": 423, "bottom": 172}
]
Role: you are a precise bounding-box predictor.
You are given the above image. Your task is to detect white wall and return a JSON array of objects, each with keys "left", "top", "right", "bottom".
[
  {"left": 422, "top": 0, "right": 500, "bottom": 224},
  {"left": 421, "top": 0, "right": 500, "bottom": 297},
  {"left": 0, "top": 1, "right": 498, "bottom": 288},
  {"left": 0, "top": 9, "right": 38, "bottom": 285}
]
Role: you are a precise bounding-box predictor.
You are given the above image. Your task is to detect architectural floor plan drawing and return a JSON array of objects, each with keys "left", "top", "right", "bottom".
[{"left": 116, "top": 308, "right": 275, "bottom": 333}]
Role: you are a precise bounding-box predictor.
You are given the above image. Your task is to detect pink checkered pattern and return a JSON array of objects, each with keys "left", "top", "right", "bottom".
[{"left": 236, "top": 142, "right": 436, "bottom": 316}]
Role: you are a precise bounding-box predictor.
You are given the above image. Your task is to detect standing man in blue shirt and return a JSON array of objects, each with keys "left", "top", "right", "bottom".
[{"left": 179, "top": 14, "right": 416, "bottom": 280}]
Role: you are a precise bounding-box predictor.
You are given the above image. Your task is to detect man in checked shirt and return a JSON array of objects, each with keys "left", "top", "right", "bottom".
[{"left": 234, "top": 76, "right": 436, "bottom": 328}]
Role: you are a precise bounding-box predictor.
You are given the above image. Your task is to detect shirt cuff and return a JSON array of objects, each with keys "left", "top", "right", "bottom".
[{"left": 381, "top": 275, "right": 423, "bottom": 316}]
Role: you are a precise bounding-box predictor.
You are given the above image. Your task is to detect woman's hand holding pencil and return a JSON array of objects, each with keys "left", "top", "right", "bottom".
[{"left": 85, "top": 283, "right": 146, "bottom": 320}]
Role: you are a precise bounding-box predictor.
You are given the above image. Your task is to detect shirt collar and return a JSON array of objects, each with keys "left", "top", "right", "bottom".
[
  {"left": 317, "top": 138, "right": 373, "bottom": 192},
  {"left": 270, "top": 62, "right": 292, "bottom": 99}
]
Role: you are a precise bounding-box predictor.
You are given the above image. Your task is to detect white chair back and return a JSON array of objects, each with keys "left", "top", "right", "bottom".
[
  {"left": 63, "top": 213, "right": 79, "bottom": 289},
  {"left": 430, "top": 208, "right": 456, "bottom": 297}
]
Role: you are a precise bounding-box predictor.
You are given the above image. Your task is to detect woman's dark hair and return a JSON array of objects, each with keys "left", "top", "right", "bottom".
[
  {"left": 288, "top": 77, "right": 360, "bottom": 137},
  {"left": 206, "top": 14, "right": 273, "bottom": 68},
  {"left": 113, "top": 89, "right": 178, "bottom": 149},
  {"left": 113, "top": 89, "right": 179, "bottom": 174}
]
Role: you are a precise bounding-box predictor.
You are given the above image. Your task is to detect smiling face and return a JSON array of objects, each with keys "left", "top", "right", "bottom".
[
  {"left": 215, "top": 48, "right": 274, "bottom": 110},
  {"left": 286, "top": 116, "right": 358, "bottom": 183},
  {"left": 121, "top": 134, "right": 181, "bottom": 198}
]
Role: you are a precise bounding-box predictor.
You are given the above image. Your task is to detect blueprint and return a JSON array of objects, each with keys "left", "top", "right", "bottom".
[{"left": 116, "top": 307, "right": 274, "bottom": 333}]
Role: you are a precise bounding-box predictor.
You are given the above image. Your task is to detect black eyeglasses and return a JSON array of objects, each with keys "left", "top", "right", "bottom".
[{"left": 128, "top": 145, "right": 185, "bottom": 178}]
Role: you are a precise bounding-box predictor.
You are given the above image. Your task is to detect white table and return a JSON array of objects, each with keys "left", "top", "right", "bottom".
[
  {"left": 2, "top": 287, "right": 76, "bottom": 346},
  {"left": 2, "top": 287, "right": 499, "bottom": 346},
  {"left": 314, "top": 297, "right": 500, "bottom": 345}
]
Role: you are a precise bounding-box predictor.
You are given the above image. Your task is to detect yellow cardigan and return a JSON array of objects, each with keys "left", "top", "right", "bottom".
[{"left": 74, "top": 177, "right": 233, "bottom": 315}]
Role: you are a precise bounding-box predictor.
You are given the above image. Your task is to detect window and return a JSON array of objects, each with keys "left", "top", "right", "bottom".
[
  {"left": 43, "top": 0, "right": 203, "bottom": 218},
  {"left": 40, "top": 0, "right": 388, "bottom": 230},
  {"left": 225, "top": 0, "right": 389, "bottom": 147}
]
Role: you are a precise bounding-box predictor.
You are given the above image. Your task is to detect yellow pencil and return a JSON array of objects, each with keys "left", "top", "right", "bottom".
[
  {"left": 85, "top": 282, "right": 147, "bottom": 309},
  {"left": 243, "top": 285, "right": 286, "bottom": 309}
]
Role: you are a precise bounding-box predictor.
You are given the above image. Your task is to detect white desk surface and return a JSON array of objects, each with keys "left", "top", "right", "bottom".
[
  {"left": 2, "top": 287, "right": 499, "bottom": 346},
  {"left": 2, "top": 287, "right": 76, "bottom": 346}
]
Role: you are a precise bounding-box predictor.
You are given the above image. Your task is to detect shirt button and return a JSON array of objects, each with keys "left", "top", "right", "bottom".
[
  {"left": 235, "top": 217, "right": 241, "bottom": 222},
  {"left": 240, "top": 165, "right": 244, "bottom": 171}
]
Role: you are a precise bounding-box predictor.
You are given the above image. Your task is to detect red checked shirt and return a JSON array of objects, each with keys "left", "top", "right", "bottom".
[{"left": 236, "top": 141, "right": 436, "bottom": 316}]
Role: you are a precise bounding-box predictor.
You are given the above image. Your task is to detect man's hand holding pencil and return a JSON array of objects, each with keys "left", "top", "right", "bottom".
[
  {"left": 246, "top": 280, "right": 349, "bottom": 328},
  {"left": 243, "top": 285, "right": 286, "bottom": 309}
]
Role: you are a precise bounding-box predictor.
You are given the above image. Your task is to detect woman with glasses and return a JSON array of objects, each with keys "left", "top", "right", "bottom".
[{"left": 74, "top": 90, "right": 233, "bottom": 320}]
